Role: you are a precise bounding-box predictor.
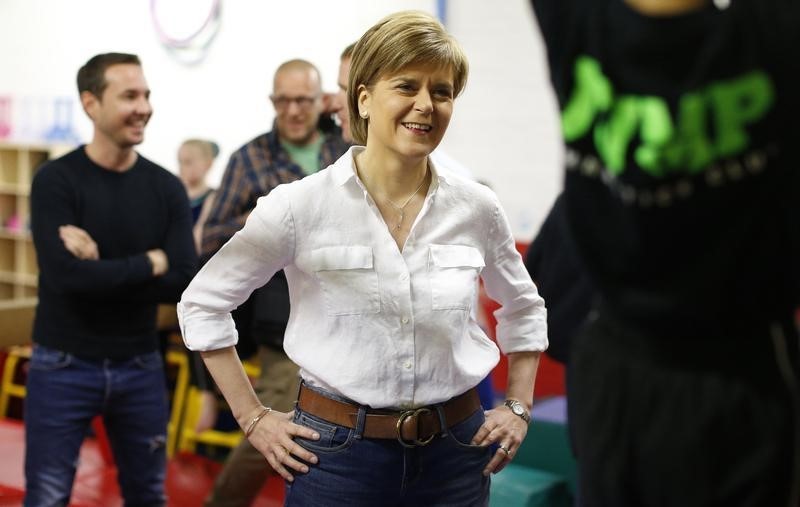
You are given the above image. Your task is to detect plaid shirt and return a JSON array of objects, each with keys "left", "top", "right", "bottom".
[{"left": 201, "top": 126, "right": 348, "bottom": 262}]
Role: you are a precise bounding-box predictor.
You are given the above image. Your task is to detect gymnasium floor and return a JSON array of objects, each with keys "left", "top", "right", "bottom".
[{"left": 0, "top": 418, "right": 284, "bottom": 507}]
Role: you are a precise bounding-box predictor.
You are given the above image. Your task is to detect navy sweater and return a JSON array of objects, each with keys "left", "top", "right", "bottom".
[{"left": 30, "top": 147, "right": 198, "bottom": 359}]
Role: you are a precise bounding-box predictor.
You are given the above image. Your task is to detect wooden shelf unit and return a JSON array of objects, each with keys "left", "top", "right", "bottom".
[{"left": 0, "top": 142, "right": 71, "bottom": 300}]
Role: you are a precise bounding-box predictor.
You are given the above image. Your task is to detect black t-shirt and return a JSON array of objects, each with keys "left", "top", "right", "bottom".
[{"left": 531, "top": 0, "right": 800, "bottom": 337}]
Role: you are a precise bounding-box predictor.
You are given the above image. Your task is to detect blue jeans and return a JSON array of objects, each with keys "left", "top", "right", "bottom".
[
  {"left": 23, "top": 345, "right": 168, "bottom": 507},
  {"left": 285, "top": 399, "right": 491, "bottom": 506}
]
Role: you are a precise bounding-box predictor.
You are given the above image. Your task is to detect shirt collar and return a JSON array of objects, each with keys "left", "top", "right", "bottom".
[
  {"left": 331, "top": 146, "right": 452, "bottom": 194},
  {"left": 331, "top": 146, "right": 362, "bottom": 186}
]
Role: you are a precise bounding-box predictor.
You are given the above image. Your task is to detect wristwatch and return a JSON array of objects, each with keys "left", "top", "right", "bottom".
[{"left": 504, "top": 399, "right": 531, "bottom": 424}]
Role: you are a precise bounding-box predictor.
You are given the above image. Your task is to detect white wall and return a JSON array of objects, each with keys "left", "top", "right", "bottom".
[
  {"left": 0, "top": 0, "right": 561, "bottom": 239},
  {"left": 443, "top": 0, "right": 562, "bottom": 239}
]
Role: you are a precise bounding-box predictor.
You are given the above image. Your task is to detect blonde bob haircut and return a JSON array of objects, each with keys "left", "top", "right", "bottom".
[{"left": 347, "top": 10, "right": 469, "bottom": 145}]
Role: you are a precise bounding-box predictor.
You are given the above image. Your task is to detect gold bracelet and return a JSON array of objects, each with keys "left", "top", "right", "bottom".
[{"left": 244, "top": 406, "right": 272, "bottom": 438}]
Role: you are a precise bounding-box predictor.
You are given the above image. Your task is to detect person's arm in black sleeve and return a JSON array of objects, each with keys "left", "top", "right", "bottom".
[
  {"left": 525, "top": 194, "right": 564, "bottom": 284},
  {"left": 525, "top": 194, "right": 594, "bottom": 365},
  {"left": 126, "top": 175, "right": 198, "bottom": 303},
  {"left": 31, "top": 163, "right": 153, "bottom": 295}
]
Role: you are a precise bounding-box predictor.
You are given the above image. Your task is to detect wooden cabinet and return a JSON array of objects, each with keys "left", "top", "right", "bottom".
[{"left": 0, "top": 142, "right": 71, "bottom": 299}]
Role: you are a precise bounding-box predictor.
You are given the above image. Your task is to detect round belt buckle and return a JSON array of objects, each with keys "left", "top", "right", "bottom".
[{"left": 396, "top": 407, "right": 435, "bottom": 448}]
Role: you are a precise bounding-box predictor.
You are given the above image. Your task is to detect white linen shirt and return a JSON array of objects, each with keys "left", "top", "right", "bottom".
[{"left": 178, "top": 147, "right": 547, "bottom": 408}]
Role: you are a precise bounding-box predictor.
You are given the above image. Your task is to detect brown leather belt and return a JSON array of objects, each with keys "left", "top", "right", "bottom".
[{"left": 296, "top": 384, "right": 481, "bottom": 447}]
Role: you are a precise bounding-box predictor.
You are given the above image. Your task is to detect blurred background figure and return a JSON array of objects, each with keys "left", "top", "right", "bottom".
[
  {"left": 178, "top": 138, "right": 219, "bottom": 254},
  {"left": 530, "top": 0, "right": 800, "bottom": 505},
  {"left": 177, "top": 138, "right": 221, "bottom": 435}
]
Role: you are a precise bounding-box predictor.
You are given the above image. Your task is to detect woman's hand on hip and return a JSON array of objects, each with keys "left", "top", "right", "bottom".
[
  {"left": 246, "top": 410, "right": 320, "bottom": 482},
  {"left": 471, "top": 406, "right": 529, "bottom": 476}
]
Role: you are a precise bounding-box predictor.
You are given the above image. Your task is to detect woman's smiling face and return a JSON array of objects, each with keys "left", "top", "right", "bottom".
[{"left": 358, "top": 62, "right": 455, "bottom": 162}]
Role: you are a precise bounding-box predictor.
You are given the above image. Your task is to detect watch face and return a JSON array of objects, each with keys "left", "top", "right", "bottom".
[{"left": 511, "top": 404, "right": 524, "bottom": 416}]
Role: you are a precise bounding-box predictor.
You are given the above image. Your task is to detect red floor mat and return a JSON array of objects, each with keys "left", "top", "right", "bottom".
[
  {"left": 166, "top": 452, "right": 284, "bottom": 507},
  {"left": 0, "top": 419, "right": 284, "bottom": 507}
]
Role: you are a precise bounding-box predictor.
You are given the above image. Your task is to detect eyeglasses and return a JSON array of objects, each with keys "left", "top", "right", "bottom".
[{"left": 270, "top": 95, "right": 319, "bottom": 111}]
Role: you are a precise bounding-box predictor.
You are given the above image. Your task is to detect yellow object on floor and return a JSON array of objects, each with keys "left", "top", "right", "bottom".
[{"left": 175, "top": 359, "right": 261, "bottom": 453}]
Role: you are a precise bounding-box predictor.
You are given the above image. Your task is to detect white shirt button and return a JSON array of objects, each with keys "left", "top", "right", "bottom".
[
  {"left": 403, "top": 362, "right": 412, "bottom": 369},
  {"left": 401, "top": 316, "right": 409, "bottom": 324}
]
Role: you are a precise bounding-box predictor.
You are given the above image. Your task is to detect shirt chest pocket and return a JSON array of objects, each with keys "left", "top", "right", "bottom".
[
  {"left": 429, "top": 244, "right": 485, "bottom": 311},
  {"left": 309, "top": 246, "right": 381, "bottom": 316}
]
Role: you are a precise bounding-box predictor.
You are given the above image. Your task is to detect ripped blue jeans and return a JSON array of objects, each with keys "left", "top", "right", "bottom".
[{"left": 24, "top": 345, "right": 168, "bottom": 507}]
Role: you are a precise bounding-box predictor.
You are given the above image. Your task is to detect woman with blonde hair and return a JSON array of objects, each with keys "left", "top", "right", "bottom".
[{"left": 178, "top": 10, "right": 547, "bottom": 506}]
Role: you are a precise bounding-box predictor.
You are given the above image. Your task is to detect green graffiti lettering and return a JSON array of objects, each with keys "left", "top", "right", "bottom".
[
  {"left": 633, "top": 98, "right": 674, "bottom": 176},
  {"left": 646, "top": 93, "right": 713, "bottom": 175},
  {"left": 594, "top": 97, "right": 639, "bottom": 174},
  {"left": 673, "top": 92, "right": 714, "bottom": 172},
  {"left": 562, "top": 56, "right": 613, "bottom": 141},
  {"left": 710, "top": 71, "right": 774, "bottom": 157},
  {"left": 562, "top": 56, "right": 774, "bottom": 178}
]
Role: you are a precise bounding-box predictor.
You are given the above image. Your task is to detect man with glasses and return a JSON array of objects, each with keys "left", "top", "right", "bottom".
[{"left": 199, "top": 58, "right": 347, "bottom": 507}]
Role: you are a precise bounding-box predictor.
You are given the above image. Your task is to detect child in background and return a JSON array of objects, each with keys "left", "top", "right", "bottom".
[
  {"left": 178, "top": 138, "right": 221, "bottom": 433},
  {"left": 178, "top": 139, "right": 219, "bottom": 253}
]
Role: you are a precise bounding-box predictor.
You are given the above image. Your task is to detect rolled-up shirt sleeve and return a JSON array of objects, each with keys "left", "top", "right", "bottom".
[
  {"left": 481, "top": 197, "right": 548, "bottom": 354},
  {"left": 178, "top": 185, "right": 295, "bottom": 351}
]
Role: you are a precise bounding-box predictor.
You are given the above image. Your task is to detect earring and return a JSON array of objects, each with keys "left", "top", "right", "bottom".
[{"left": 360, "top": 111, "right": 368, "bottom": 119}]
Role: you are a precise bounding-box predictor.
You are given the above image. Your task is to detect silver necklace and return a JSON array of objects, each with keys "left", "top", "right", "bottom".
[{"left": 384, "top": 174, "right": 427, "bottom": 231}]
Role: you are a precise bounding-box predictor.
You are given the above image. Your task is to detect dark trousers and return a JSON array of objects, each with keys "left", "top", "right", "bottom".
[
  {"left": 24, "top": 346, "right": 168, "bottom": 507},
  {"left": 569, "top": 312, "right": 800, "bottom": 507}
]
